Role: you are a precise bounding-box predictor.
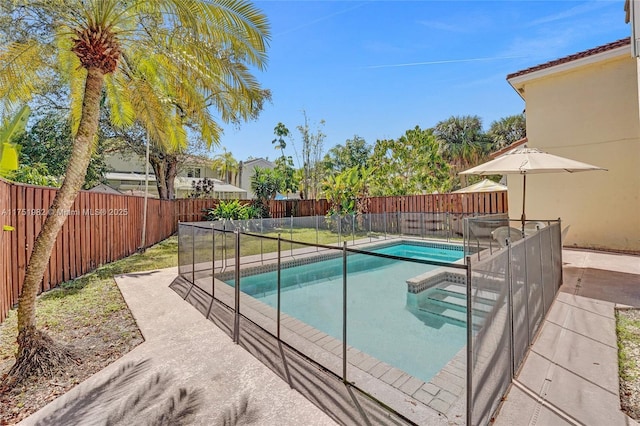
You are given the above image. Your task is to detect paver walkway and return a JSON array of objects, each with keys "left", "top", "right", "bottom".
[{"left": 495, "top": 249, "right": 640, "bottom": 426}]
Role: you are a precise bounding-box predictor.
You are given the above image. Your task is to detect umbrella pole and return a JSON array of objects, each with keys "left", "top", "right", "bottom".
[{"left": 521, "top": 174, "right": 527, "bottom": 235}]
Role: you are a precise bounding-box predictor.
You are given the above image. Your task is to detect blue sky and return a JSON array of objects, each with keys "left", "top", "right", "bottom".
[{"left": 214, "top": 0, "right": 629, "bottom": 165}]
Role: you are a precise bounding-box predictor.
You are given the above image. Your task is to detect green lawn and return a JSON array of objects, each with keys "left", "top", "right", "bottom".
[{"left": 0, "top": 236, "right": 179, "bottom": 361}]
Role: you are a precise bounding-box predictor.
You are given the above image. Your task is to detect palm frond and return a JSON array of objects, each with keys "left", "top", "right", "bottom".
[{"left": 0, "top": 40, "right": 48, "bottom": 112}]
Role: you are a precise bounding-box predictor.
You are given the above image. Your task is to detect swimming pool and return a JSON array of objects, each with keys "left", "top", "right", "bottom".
[{"left": 225, "top": 242, "right": 467, "bottom": 383}]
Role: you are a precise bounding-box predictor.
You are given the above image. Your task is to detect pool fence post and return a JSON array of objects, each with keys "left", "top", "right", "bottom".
[
  {"left": 177, "top": 223, "right": 181, "bottom": 277},
  {"left": 466, "top": 255, "right": 473, "bottom": 426},
  {"left": 290, "top": 215, "right": 293, "bottom": 256},
  {"left": 316, "top": 215, "right": 319, "bottom": 251},
  {"left": 539, "top": 230, "right": 546, "bottom": 317},
  {"left": 260, "top": 217, "right": 264, "bottom": 264},
  {"left": 233, "top": 229, "right": 241, "bottom": 344},
  {"left": 338, "top": 214, "right": 342, "bottom": 245},
  {"left": 507, "top": 240, "right": 515, "bottom": 378},
  {"left": 191, "top": 224, "right": 195, "bottom": 285},
  {"left": 277, "top": 234, "right": 282, "bottom": 340},
  {"left": 447, "top": 213, "right": 450, "bottom": 242},
  {"left": 384, "top": 212, "right": 387, "bottom": 240},
  {"left": 211, "top": 224, "right": 215, "bottom": 302},
  {"left": 420, "top": 212, "right": 425, "bottom": 240},
  {"left": 523, "top": 237, "right": 531, "bottom": 346},
  {"left": 351, "top": 213, "right": 355, "bottom": 245},
  {"left": 368, "top": 213, "right": 372, "bottom": 243},
  {"left": 342, "top": 241, "right": 348, "bottom": 383}
]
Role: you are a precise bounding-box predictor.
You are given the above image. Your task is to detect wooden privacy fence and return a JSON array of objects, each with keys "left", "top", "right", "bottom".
[
  {"left": 0, "top": 179, "right": 175, "bottom": 322},
  {"left": 0, "top": 178, "right": 507, "bottom": 322}
]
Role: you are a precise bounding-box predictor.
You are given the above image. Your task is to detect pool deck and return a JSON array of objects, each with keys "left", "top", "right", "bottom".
[
  {"left": 494, "top": 248, "right": 640, "bottom": 426},
  {"left": 20, "top": 246, "right": 640, "bottom": 425}
]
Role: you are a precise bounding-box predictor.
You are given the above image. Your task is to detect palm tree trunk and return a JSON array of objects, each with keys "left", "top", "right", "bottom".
[{"left": 12, "top": 68, "right": 105, "bottom": 378}]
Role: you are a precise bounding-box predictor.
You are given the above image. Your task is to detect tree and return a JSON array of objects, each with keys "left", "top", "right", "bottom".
[
  {"left": 322, "top": 166, "right": 373, "bottom": 215},
  {"left": 297, "top": 112, "right": 326, "bottom": 199},
  {"left": 488, "top": 113, "right": 526, "bottom": 150},
  {"left": 212, "top": 149, "right": 239, "bottom": 184},
  {"left": 271, "top": 122, "right": 289, "bottom": 157},
  {"left": 433, "top": 115, "right": 490, "bottom": 187},
  {"left": 323, "top": 135, "right": 370, "bottom": 174},
  {"left": 251, "top": 167, "right": 281, "bottom": 200},
  {"left": 1, "top": 0, "right": 269, "bottom": 380},
  {"left": 15, "top": 112, "right": 108, "bottom": 189},
  {"left": 274, "top": 155, "right": 298, "bottom": 197},
  {"left": 368, "top": 126, "right": 451, "bottom": 196}
]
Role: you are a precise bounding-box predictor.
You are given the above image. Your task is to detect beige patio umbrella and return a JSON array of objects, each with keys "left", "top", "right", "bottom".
[
  {"left": 459, "top": 147, "right": 606, "bottom": 230},
  {"left": 453, "top": 179, "right": 507, "bottom": 193}
]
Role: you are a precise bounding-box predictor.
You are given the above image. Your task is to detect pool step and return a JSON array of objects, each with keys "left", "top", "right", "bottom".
[
  {"left": 438, "top": 282, "right": 500, "bottom": 304},
  {"left": 413, "top": 303, "right": 483, "bottom": 331},
  {"left": 417, "top": 300, "right": 486, "bottom": 326},
  {"left": 425, "top": 290, "right": 493, "bottom": 314},
  {"left": 412, "top": 281, "right": 500, "bottom": 329}
]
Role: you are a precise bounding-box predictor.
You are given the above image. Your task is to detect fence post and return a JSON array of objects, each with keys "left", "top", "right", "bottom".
[
  {"left": 466, "top": 256, "right": 473, "bottom": 426},
  {"left": 277, "top": 234, "right": 282, "bottom": 340},
  {"left": 368, "top": 213, "right": 372, "bottom": 243},
  {"left": 384, "top": 212, "right": 387, "bottom": 240},
  {"left": 343, "top": 241, "right": 348, "bottom": 383},
  {"left": 211, "top": 224, "right": 215, "bottom": 302},
  {"left": 290, "top": 215, "right": 293, "bottom": 256},
  {"left": 539, "top": 230, "right": 546, "bottom": 317},
  {"left": 316, "top": 214, "right": 319, "bottom": 251},
  {"left": 233, "top": 229, "right": 241, "bottom": 344},
  {"left": 507, "top": 240, "right": 515, "bottom": 379},
  {"left": 351, "top": 213, "right": 355, "bottom": 245},
  {"left": 191, "top": 224, "right": 195, "bottom": 285},
  {"left": 260, "top": 217, "right": 264, "bottom": 264},
  {"left": 338, "top": 215, "right": 342, "bottom": 245}
]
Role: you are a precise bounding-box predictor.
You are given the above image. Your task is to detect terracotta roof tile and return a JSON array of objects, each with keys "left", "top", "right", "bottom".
[
  {"left": 490, "top": 137, "right": 527, "bottom": 158},
  {"left": 507, "top": 38, "right": 630, "bottom": 80}
]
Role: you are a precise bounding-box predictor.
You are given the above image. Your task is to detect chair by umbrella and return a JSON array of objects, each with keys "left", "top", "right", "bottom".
[{"left": 460, "top": 147, "right": 606, "bottom": 231}]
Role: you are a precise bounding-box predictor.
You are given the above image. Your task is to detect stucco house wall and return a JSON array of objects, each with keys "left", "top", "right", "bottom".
[{"left": 507, "top": 41, "right": 640, "bottom": 252}]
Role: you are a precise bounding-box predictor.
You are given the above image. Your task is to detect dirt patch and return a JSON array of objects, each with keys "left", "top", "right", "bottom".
[
  {"left": 617, "top": 308, "right": 640, "bottom": 421},
  {"left": 0, "top": 283, "right": 143, "bottom": 425}
]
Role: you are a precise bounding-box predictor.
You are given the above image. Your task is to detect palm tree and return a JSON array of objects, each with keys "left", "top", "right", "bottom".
[
  {"left": 488, "top": 114, "right": 526, "bottom": 150},
  {"left": 433, "top": 115, "right": 489, "bottom": 187},
  {"left": 213, "top": 149, "right": 239, "bottom": 184},
  {"left": 0, "top": 0, "right": 269, "bottom": 380}
]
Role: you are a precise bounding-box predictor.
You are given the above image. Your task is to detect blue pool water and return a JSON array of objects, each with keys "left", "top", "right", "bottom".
[{"left": 226, "top": 243, "right": 466, "bottom": 383}]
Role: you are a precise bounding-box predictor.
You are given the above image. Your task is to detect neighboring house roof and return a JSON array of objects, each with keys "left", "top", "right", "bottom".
[
  {"left": 507, "top": 38, "right": 630, "bottom": 81},
  {"left": 106, "top": 172, "right": 156, "bottom": 182},
  {"left": 242, "top": 158, "right": 275, "bottom": 167},
  {"left": 490, "top": 137, "right": 528, "bottom": 159},
  {"left": 87, "top": 183, "right": 122, "bottom": 194}
]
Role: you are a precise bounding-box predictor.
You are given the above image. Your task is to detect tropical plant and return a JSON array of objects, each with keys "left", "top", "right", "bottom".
[
  {"left": 297, "top": 111, "right": 325, "bottom": 199},
  {"left": 323, "top": 135, "right": 370, "bottom": 174},
  {"left": 271, "top": 122, "right": 289, "bottom": 157},
  {"left": 488, "top": 113, "right": 526, "bottom": 149},
  {"left": 9, "top": 163, "right": 60, "bottom": 187},
  {"left": 204, "top": 200, "right": 259, "bottom": 221},
  {"left": 368, "top": 126, "right": 452, "bottom": 196},
  {"left": 0, "top": 0, "right": 269, "bottom": 381},
  {"left": 212, "top": 149, "right": 239, "bottom": 184},
  {"left": 433, "top": 115, "right": 489, "bottom": 167},
  {"left": 0, "top": 105, "right": 30, "bottom": 176},
  {"left": 15, "top": 112, "right": 108, "bottom": 189},
  {"left": 274, "top": 155, "right": 298, "bottom": 197},
  {"left": 322, "top": 166, "right": 373, "bottom": 216},
  {"left": 251, "top": 166, "right": 281, "bottom": 201}
]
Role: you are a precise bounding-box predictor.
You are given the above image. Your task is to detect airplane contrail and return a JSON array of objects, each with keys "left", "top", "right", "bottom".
[{"left": 364, "top": 55, "right": 527, "bottom": 69}]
